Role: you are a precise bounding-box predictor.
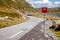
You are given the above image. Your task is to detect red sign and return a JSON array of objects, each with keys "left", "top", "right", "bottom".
[{"left": 42, "top": 7, "right": 48, "bottom": 13}]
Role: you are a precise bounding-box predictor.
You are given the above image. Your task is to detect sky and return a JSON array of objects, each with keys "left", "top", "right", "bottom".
[{"left": 26, "top": 0, "right": 60, "bottom": 8}]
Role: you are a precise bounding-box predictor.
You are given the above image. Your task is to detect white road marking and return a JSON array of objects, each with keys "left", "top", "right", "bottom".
[
  {"left": 0, "top": 16, "right": 44, "bottom": 40},
  {"left": 44, "top": 33, "right": 49, "bottom": 38},
  {"left": 40, "top": 30, "right": 44, "bottom": 33},
  {"left": 9, "top": 31, "right": 23, "bottom": 39},
  {"left": 32, "top": 38, "right": 35, "bottom": 40}
]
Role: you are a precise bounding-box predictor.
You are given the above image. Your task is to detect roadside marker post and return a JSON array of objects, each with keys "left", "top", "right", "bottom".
[
  {"left": 42, "top": 7, "right": 57, "bottom": 40},
  {"left": 42, "top": 7, "right": 48, "bottom": 35}
]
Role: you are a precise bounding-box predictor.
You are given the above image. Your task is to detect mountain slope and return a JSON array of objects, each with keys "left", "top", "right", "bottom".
[
  {"left": 0, "top": 0, "right": 38, "bottom": 28},
  {"left": 0, "top": 0, "right": 34, "bottom": 28},
  {"left": 0, "top": 0, "right": 37, "bottom": 13},
  {"left": 0, "top": 0, "right": 39, "bottom": 18}
]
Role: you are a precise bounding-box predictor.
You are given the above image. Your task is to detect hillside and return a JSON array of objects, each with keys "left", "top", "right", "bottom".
[
  {"left": 48, "top": 7, "right": 60, "bottom": 14},
  {"left": 0, "top": 0, "right": 37, "bottom": 13},
  {"left": 0, "top": 0, "right": 37, "bottom": 28},
  {"left": 37, "top": 8, "right": 60, "bottom": 14}
]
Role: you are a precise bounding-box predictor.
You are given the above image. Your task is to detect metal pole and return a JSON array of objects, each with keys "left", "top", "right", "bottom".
[{"left": 44, "top": 13, "right": 46, "bottom": 34}]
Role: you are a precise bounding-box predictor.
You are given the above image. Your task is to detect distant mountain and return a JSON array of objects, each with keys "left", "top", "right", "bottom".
[{"left": 37, "top": 7, "right": 60, "bottom": 14}]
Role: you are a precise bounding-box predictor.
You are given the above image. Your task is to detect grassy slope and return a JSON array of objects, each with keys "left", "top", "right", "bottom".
[
  {"left": 37, "top": 8, "right": 60, "bottom": 14},
  {"left": 50, "top": 29, "right": 60, "bottom": 38},
  {"left": 50, "top": 29, "right": 60, "bottom": 40},
  {"left": 48, "top": 10, "right": 60, "bottom": 14},
  {"left": 0, "top": 0, "right": 38, "bottom": 28},
  {"left": 0, "top": 0, "right": 35, "bottom": 28},
  {"left": 2, "top": 0, "right": 38, "bottom": 13}
]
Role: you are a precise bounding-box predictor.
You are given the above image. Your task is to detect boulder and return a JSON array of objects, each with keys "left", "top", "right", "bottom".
[{"left": 55, "top": 25, "right": 60, "bottom": 31}]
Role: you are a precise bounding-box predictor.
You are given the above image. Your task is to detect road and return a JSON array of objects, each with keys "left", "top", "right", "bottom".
[
  {"left": 20, "top": 20, "right": 55, "bottom": 40},
  {"left": 0, "top": 16, "right": 44, "bottom": 40},
  {"left": 0, "top": 16, "right": 56, "bottom": 40},
  {"left": 20, "top": 21, "right": 48, "bottom": 40}
]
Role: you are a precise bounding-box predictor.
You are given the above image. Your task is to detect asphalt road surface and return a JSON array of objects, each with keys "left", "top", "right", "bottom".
[
  {"left": 20, "top": 21, "right": 53, "bottom": 40},
  {"left": 0, "top": 16, "right": 44, "bottom": 40},
  {"left": 0, "top": 16, "right": 55, "bottom": 40}
]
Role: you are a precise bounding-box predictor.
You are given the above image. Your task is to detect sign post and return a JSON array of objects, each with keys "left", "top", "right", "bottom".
[
  {"left": 42, "top": 7, "right": 48, "bottom": 34},
  {"left": 42, "top": 7, "right": 48, "bottom": 13}
]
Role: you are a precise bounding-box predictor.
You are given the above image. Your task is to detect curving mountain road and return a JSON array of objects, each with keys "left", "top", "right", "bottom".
[
  {"left": 0, "top": 16, "right": 44, "bottom": 40},
  {"left": 20, "top": 19, "right": 55, "bottom": 40},
  {"left": 0, "top": 16, "right": 56, "bottom": 40}
]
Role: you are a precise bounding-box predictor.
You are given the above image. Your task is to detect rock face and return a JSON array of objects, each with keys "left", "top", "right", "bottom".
[
  {"left": 50, "top": 25, "right": 55, "bottom": 29},
  {"left": 55, "top": 25, "right": 60, "bottom": 31},
  {"left": 50, "top": 24, "right": 60, "bottom": 31}
]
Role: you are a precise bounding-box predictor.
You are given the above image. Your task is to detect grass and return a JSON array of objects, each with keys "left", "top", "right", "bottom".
[
  {"left": 50, "top": 28, "right": 60, "bottom": 40},
  {"left": 0, "top": 0, "right": 37, "bottom": 29},
  {"left": 39, "top": 9, "right": 60, "bottom": 14},
  {"left": 0, "top": 9, "right": 28, "bottom": 29},
  {"left": 48, "top": 12, "right": 60, "bottom": 14},
  {"left": 0, "top": 17, "right": 28, "bottom": 29},
  {"left": 48, "top": 10, "right": 60, "bottom": 14},
  {"left": 0, "top": 13, "right": 29, "bottom": 29},
  {"left": 33, "top": 14, "right": 60, "bottom": 20},
  {"left": 50, "top": 28, "right": 60, "bottom": 38}
]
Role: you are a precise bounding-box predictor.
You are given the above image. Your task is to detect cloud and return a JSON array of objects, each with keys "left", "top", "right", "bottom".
[
  {"left": 43, "top": 0, "right": 49, "bottom": 3},
  {"left": 53, "top": 2, "right": 60, "bottom": 7},
  {"left": 26, "top": 0, "right": 33, "bottom": 3},
  {"left": 54, "top": 2, "right": 60, "bottom": 4},
  {"left": 26, "top": 0, "right": 60, "bottom": 8}
]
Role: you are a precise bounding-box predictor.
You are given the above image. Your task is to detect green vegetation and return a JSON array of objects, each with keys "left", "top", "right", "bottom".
[
  {"left": 0, "top": 0, "right": 41, "bottom": 28},
  {"left": 50, "top": 28, "right": 60, "bottom": 38},
  {"left": 48, "top": 10, "right": 60, "bottom": 14},
  {"left": 0, "top": 0, "right": 38, "bottom": 13},
  {"left": 0, "top": 0, "right": 37, "bottom": 13},
  {"left": 49, "top": 24, "right": 60, "bottom": 40},
  {"left": 0, "top": 9, "right": 28, "bottom": 28},
  {"left": 50, "top": 29, "right": 60, "bottom": 39},
  {"left": 0, "top": 0, "right": 38, "bottom": 28},
  {"left": 38, "top": 8, "right": 60, "bottom": 14}
]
